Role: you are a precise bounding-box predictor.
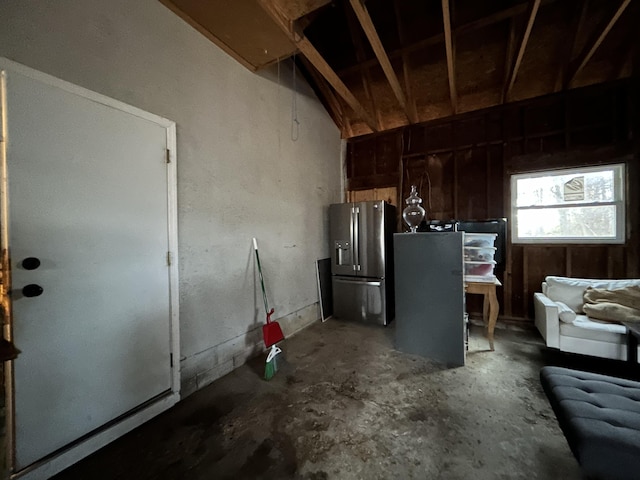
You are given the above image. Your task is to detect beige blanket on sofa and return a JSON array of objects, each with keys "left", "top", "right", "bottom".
[{"left": 583, "top": 286, "right": 640, "bottom": 323}]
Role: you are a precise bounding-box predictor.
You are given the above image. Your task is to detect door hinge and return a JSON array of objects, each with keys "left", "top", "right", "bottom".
[
  {"left": 167, "top": 251, "right": 172, "bottom": 266},
  {"left": 165, "top": 149, "right": 171, "bottom": 164},
  {"left": 170, "top": 353, "right": 173, "bottom": 368}
]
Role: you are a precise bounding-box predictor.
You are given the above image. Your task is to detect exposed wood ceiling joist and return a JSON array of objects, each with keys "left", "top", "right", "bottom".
[
  {"left": 343, "top": 1, "right": 382, "bottom": 130},
  {"left": 566, "top": 0, "right": 631, "bottom": 87},
  {"left": 348, "top": 0, "right": 417, "bottom": 123},
  {"left": 259, "top": 0, "right": 379, "bottom": 132},
  {"left": 392, "top": 0, "right": 418, "bottom": 125},
  {"left": 161, "top": 0, "right": 637, "bottom": 139},
  {"left": 503, "top": 0, "right": 541, "bottom": 102},
  {"left": 555, "top": 0, "right": 590, "bottom": 92},
  {"left": 441, "top": 0, "right": 457, "bottom": 114}
]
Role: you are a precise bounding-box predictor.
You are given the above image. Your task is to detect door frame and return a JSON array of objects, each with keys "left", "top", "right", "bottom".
[{"left": 0, "top": 57, "right": 180, "bottom": 480}]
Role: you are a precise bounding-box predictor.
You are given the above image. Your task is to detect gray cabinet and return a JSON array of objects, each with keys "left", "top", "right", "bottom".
[{"left": 394, "top": 232, "right": 465, "bottom": 366}]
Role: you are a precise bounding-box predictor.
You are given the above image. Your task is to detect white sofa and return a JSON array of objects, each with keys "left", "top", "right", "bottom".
[{"left": 534, "top": 276, "right": 640, "bottom": 361}]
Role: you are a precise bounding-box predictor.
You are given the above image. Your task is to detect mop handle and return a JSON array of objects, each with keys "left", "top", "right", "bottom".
[{"left": 253, "top": 238, "right": 270, "bottom": 316}]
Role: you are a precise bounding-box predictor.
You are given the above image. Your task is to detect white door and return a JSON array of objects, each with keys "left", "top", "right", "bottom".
[{"left": 1, "top": 61, "right": 179, "bottom": 473}]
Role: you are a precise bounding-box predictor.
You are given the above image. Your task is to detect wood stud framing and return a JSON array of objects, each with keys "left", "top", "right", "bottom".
[
  {"left": 566, "top": 0, "right": 631, "bottom": 87},
  {"left": 348, "top": 0, "right": 417, "bottom": 123},
  {"left": 250, "top": 0, "right": 633, "bottom": 138},
  {"left": 503, "top": 0, "right": 541, "bottom": 102},
  {"left": 441, "top": 0, "right": 457, "bottom": 114},
  {"left": 259, "top": 0, "right": 379, "bottom": 133}
]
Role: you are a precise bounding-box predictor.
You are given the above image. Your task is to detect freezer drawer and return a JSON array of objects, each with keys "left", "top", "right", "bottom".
[{"left": 332, "top": 277, "right": 390, "bottom": 325}]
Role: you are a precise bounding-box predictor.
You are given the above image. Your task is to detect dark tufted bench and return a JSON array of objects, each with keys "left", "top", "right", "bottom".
[{"left": 540, "top": 366, "right": 640, "bottom": 480}]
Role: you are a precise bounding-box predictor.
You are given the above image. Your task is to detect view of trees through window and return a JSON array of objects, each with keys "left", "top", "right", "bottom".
[{"left": 512, "top": 164, "right": 624, "bottom": 243}]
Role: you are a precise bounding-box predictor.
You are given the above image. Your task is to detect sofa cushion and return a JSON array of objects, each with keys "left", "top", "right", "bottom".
[
  {"left": 561, "top": 315, "right": 626, "bottom": 343},
  {"left": 555, "top": 301, "right": 576, "bottom": 323},
  {"left": 540, "top": 366, "right": 640, "bottom": 480},
  {"left": 545, "top": 277, "right": 640, "bottom": 314}
]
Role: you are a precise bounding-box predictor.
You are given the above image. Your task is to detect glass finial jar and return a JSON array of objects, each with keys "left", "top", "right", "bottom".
[{"left": 402, "top": 185, "right": 426, "bottom": 233}]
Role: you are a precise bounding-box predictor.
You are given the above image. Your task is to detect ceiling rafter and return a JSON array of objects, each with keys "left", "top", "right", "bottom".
[
  {"left": 348, "top": 0, "right": 417, "bottom": 124},
  {"left": 501, "top": 17, "right": 517, "bottom": 104},
  {"left": 298, "top": 56, "right": 346, "bottom": 133},
  {"left": 503, "top": 0, "right": 541, "bottom": 102},
  {"left": 441, "top": 0, "right": 457, "bottom": 114},
  {"left": 343, "top": 2, "right": 382, "bottom": 131},
  {"left": 338, "top": 0, "right": 559, "bottom": 78},
  {"left": 258, "top": 0, "right": 379, "bottom": 132},
  {"left": 555, "top": 0, "right": 589, "bottom": 92},
  {"left": 392, "top": 0, "right": 418, "bottom": 124},
  {"left": 566, "top": 0, "right": 631, "bottom": 88}
]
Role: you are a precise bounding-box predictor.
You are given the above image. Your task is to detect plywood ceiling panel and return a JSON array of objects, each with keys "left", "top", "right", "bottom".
[{"left": 160, "top": 0, "right": 296, "bottom": 71}]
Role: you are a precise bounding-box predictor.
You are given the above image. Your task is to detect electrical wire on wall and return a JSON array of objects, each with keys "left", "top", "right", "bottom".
[
  {"left": 398, "top": 132, "right": 437, "bottom": 225},
  {"left": 291, "top": 54, "right": 299, "bottom": 142},
  {"left": 276, "top": 57, "right": 282, "bottom": 157}
]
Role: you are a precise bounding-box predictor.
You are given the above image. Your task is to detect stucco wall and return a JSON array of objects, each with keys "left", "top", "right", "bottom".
[{"left": 0, "top": 0, "right": 343, "bottom": 396}]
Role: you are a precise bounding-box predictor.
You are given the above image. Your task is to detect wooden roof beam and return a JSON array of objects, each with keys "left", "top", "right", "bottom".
[
  {"left": 441, "top": 0, "right": 457, "bottom": 114},
  {"left": 555, "top": 0, "right": 589, "bottom": 92},
  {"left": 501, "top": 17, "right": 517, "bottom": 104},
  {"left": 258, "top": 0, "right": 379, "bottom": 132},
  {"left": 348, "top": 0, "right": 417, "bottom": 124},
  {"left": 338, "top": 0, "right": 559, "bottom": 77},
  {"left": 343, "top": 2, "right": 382, "bottom": 131},
  {"left": 298, "top": 56, "right": 346, "bottom": 133},
  {"left": 503, "top": 0, "right": 541, "bottom": 102},
  {"left": 566, "top": 0, "right": 631, "bottom": 87},
  {"left": 393, "top": 0, "right": 418, "bottom": 124}
]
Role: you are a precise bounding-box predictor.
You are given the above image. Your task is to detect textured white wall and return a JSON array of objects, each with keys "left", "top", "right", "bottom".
[{"left": 0, "top": 0, "right": 343, "bottom": 394}]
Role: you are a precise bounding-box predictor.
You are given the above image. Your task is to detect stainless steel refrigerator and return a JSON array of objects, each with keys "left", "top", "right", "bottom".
[{"left": 329, "top": 200, "right": 396, "bottom": 325}]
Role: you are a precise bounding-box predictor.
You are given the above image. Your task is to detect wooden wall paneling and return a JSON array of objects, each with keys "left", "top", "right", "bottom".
[
  {"left": 456, "top": 147, "right": 489, "bottom": 219},
  {"left": 425, "top": 152, "right": 455, "bottom": 219},
  {"left": 424, "top": 123, "right": 454, "bottom": 151},
  {"left": 348, "top": 187, "right": 398, "bottom": 206},
  {"left": 453, "top": 145, "right": 459, "bottom": 217},
  {"left": 349, "top": 139, "right": 376, "bottom": 179},
  {"left": 486, "top": 111, "right": 503, "bottom": 142},
  {"left": 523, "top": 97, "right": 565, "bottom": 136},
  {"left": 502, "top": 140, "right": 513, "bottom": 318},
  {"left": 570, "top": 125, "right": 614, "bottom": 147},
  {"left": 503, "top": 105, "right": 523, "bottom": 140},
  {"left": 487, "top": 144, "right": 504, "bottom": 217},
  {"left": 509, "top": 244, "right": 524, "bottom": 318},
  {"left": 525, "top": 246, "right": 566, "bottom": 317},
  {"left": 402, "top": 155, "right": 428, "bottom": 203},
  {"left": 569, "top": 246, "right": 608, "bottom": 278},
  {"left": 453, "top": 116, "right": 485, "bottom": 148},
  {"left": 375, "top": 133, "right": 402, "bottom": 177},
  {"left": 607, "top": 246, "right": 626, "bottom": 278},
  {"left": 403, "top": 125, "right": 426, "bottom": 155},
  {"left": 628, "top": 66, "right": 640, "bottom": 277},
  {"left": 345, "top": 80, "right": 636, "bottom": 323},
  {"left": 539, "top": 133, "right": 566, "bottom": 154}
]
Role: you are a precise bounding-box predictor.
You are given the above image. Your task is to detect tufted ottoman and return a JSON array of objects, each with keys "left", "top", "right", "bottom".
[{"left": 540, "top": 366, "right": 640, "bottom": 480}]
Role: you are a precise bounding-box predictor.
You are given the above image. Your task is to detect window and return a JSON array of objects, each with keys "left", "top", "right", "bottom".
[{"left": 511, "top": 164, "right": 625, "bottom": 244}]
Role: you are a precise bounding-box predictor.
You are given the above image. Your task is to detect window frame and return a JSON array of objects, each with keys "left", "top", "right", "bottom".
[{"left": 510, "top": 163, "right": 626, "bottom": 245}]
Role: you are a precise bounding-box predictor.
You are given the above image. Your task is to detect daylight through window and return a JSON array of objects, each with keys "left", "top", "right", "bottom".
[{"left": 511, "top": 164, "right": 625, "bottom": 244}]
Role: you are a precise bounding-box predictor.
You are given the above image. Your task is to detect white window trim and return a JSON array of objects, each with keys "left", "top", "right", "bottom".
[{"left": 511, "top": 163, "right": 626, "bottom": 244}]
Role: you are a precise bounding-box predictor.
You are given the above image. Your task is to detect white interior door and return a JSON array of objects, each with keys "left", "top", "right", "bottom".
[{"left": 1, "top": 61, "right": 179, "bottom": 473}]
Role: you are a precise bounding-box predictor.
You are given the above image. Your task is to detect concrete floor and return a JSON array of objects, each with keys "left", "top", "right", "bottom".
[{"left": 53, "top": 320, "right": 587, "bottom": 480}]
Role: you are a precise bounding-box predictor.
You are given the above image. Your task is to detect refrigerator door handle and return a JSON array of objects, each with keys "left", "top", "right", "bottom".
[
  {"left": 334, "top": 277, "right": 381, "bottom": 287},
  {"left": 353, "top": 206, "right": 361, "bottom": 271}
]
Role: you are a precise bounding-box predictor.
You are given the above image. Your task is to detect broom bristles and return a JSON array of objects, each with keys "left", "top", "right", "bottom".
[{"left": 264, "top": 345, "right": 281, "bottom": 381}]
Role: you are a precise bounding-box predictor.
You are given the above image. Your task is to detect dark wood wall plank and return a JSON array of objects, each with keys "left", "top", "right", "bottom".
[{"left": 346, "top": 79, "right": 638, "bottom": 325}]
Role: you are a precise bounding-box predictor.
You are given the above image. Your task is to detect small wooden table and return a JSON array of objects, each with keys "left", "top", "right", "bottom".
[{"left": 465, "top": 278, "right": 502, "bottom": 351}]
